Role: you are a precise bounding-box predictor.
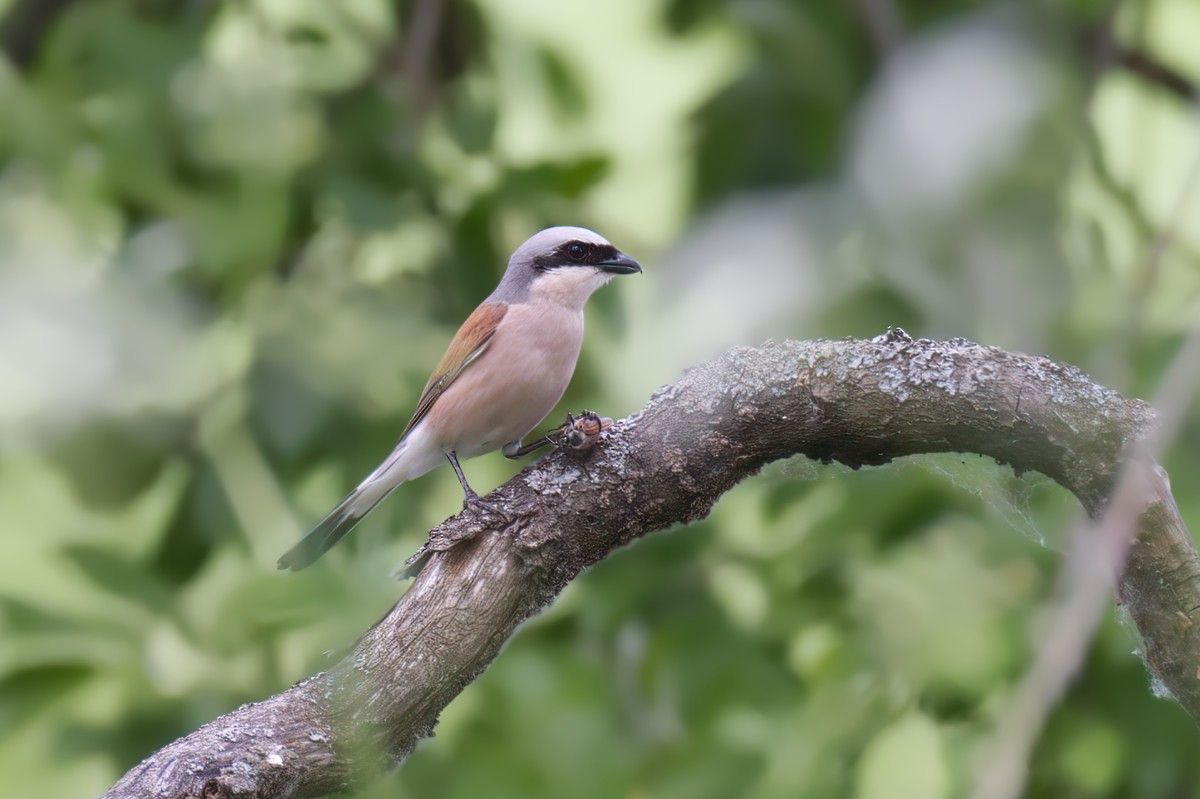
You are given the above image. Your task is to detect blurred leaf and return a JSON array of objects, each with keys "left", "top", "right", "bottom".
[
  {"left": 1057, "top": 716, "right": 1128, "bottom": 794},
  {"left": 61, "top": 545, "right": 173, "bottom": 611},
  {"left": 856, "top": 713, "right": 950, "bottom": 799},
  {"left": 535, "top": 44, "right": 587, "bottom": 119},
  {"left": 0, "top": 595, "right": 94, "bottom": 636},
  {"left": 0, "top": 665, "right": 94, "bottom": 740},
  {"left": 42, "top": 417, "right": 180, "bottom": 509},
  {"left": 503, "top": 154, "right": 611, "bottom": 200},
  {"left": 663, "top": 0, "right": 725, "bottom": 34}
]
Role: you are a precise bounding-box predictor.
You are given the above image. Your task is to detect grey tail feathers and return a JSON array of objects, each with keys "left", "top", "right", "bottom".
[
  {"left": 277, "top": 439, "right": 414, "bottom": 570},
  {"left": 276, "top": 493, "right": 383, "bottom": 571}
]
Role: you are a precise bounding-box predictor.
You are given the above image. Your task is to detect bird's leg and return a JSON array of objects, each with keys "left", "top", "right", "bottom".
[
  {"left": 445, "top": 450, "right": 477, "bottom": 499},
  {"left": 445, "top": 451, "right": 513, "bottom": 522}
]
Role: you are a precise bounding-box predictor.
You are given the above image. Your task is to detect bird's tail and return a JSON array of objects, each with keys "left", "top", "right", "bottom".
[
  {"left": 275, "top": 495, "right": 377, "bottom": 570},
  {"left": 276, "top": 444, "right": 411, "bottom": 571}
]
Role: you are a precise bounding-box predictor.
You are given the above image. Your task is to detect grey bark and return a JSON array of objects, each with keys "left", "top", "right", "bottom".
[{"left": 102, "top": 332, "right": 1198, "bottom": 799}]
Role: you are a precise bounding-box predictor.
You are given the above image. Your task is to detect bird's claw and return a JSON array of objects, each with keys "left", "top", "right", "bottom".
[{"left": 463, "top": 491, "right": 514, "bottom": 524}]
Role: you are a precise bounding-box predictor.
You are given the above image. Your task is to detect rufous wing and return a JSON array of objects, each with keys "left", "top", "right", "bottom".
[{"left": 399, "top": 301, "right": 508, "bottom": 440}]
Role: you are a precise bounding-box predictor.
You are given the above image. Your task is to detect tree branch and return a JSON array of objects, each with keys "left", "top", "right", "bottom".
[{"left": 103, "top": 332, "right": 1198, "bottom": 799}]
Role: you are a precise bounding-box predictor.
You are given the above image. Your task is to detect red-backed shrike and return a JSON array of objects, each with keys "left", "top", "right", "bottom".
[{"left": 277, "top": 226, "right": 641, "bottom": 570}]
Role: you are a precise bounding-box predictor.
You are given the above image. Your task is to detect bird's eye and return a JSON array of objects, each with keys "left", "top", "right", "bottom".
[{"left": 567, "top": 242, "right": 587, "bottom": 261}]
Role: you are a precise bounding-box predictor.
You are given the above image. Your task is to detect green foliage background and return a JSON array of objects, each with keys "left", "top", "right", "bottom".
[{"left": 1, "top": 1, "right": 1199, "bottom": 797}]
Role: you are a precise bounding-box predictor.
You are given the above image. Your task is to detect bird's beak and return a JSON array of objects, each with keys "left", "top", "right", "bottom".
[{"left": 597, "top": 251, "right": 642, "bottom": 275}]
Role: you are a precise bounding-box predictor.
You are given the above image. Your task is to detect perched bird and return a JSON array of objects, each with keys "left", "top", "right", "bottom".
[{"left": 277, "top": 226, "right": 641, "bottom": 570}]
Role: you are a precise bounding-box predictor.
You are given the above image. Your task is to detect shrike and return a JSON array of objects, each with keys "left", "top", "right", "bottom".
[{"left": 277, "top": 226, "right": 641, "bottom": 570}]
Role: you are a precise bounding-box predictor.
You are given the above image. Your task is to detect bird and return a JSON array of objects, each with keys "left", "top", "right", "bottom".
[{"left": 277, "top": 226, "right": 641, "bottom": 570}]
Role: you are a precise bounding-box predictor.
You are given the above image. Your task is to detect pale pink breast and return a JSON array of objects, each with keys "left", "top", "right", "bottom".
[{"left": 423, "top": 302, "right": 584, "bottom": 458}]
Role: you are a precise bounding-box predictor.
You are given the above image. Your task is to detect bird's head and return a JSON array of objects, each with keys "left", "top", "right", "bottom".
[{"left": 493, "top": 226, "right": 641, "bottom": 307}]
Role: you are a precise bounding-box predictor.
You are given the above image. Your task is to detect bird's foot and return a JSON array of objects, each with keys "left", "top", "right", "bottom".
[{"left": 462, "top": 490, "right": 514, "bottom": 524}]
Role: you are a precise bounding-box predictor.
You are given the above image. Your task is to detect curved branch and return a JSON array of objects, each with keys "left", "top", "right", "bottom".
[{"left": 104, "top": 333, "right": 1197, "bottom": 799}]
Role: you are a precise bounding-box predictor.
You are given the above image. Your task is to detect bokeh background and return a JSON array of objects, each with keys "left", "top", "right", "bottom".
[{"left": 2, "top": 1, "right": 1199, "bottom": 797}]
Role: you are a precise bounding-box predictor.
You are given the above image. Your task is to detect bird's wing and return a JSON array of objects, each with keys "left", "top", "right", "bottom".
[{"left": 399, "top": 300, "right": 508, "bottom": 440}]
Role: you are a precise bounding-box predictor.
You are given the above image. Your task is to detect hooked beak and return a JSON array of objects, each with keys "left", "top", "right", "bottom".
[{"left": 597, "top": 251, "right": 642, "bottom": 275}]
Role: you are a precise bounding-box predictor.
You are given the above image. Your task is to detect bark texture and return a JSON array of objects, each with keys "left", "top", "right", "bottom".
[{"left": 104, "top": 333, "right": 1199, "bottom": 798}]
